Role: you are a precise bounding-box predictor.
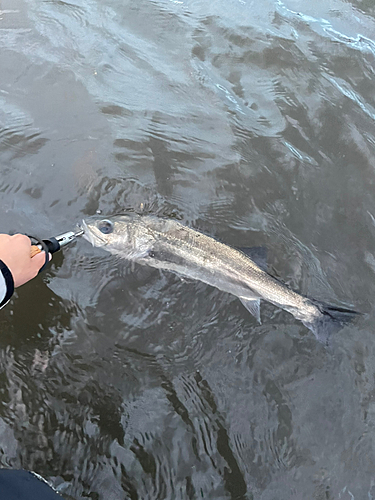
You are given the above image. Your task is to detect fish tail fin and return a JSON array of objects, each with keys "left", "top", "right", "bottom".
[{"left": 303, "top": 302, "right": 359, "bottom": 345}]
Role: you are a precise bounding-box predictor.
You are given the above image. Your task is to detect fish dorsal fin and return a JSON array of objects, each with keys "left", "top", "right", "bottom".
[
  {"left": 237, "top": 246, "right": 268, "bottom": 271},
  {"left": 239, "top": 298, "right": 261, "bottom": 324}
]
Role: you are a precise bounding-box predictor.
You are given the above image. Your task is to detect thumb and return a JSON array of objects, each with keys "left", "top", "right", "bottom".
[{"left": 31, "top": 251, "right": 52, "bottom": 271}]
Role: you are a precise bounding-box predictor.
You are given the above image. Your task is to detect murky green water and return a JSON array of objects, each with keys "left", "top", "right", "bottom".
[{"left": 0, "top": 0, "right": 375, "bottom": 498}]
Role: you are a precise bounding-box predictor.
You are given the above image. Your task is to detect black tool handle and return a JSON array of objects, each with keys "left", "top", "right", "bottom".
[{"left": 42, "top": 238, "right": 60, "bottom": 254}]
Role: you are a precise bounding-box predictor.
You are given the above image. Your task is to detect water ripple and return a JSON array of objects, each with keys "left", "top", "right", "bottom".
[{"left": 0, "top": 0, "right": 373, "bottom": 497}]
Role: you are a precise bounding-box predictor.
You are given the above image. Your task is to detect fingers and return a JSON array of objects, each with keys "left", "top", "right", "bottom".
[
  {"left": 29, "top": 252, "right": 45, "bottom": 277},
  {"left": 31, "top": 250, "right": 51, "bottom": 272},
  {"left": 10, "top": 233, "right": 32, "bottom": 247},
  {"left": 0, "top": 233, "right": 53, "bottom": 288},
  {"left": 13, "top": 234, "right": 52, "bottom": 268}
]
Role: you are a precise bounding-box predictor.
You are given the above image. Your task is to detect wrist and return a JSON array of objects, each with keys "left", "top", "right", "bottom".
[{"left": 0, "top": 260, "right": 14, "bottom": 308}]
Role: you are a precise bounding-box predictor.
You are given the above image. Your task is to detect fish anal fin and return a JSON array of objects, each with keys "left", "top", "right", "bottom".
[
  {"left": 239, "top": 297, "right": 261, "bottom": 323},
  {"left": 237, "top": 246, "right": 267, "bottom": 270}
]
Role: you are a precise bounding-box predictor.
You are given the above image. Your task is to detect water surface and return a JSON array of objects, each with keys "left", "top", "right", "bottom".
[{"left": 0, "top": 0, "right": 375, "bottom": 498}]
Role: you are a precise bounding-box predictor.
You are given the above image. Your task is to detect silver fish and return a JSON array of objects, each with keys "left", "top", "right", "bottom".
[{"left": 82, "top": 214, "right": 357, "bottom": 343}]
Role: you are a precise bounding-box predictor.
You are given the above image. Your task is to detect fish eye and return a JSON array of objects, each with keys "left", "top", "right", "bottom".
[{"left": 98, "top": 219, "right": 114, "bottom": 234}]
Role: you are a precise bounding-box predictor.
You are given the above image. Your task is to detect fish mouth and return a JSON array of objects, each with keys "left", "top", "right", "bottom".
[{"left": 81, "top": 219, "right": 108, "bottom": 247}]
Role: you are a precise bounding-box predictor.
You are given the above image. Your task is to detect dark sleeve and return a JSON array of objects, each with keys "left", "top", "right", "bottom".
[{"left": 0, "top": 259, "right": 14, "bottom": 308}]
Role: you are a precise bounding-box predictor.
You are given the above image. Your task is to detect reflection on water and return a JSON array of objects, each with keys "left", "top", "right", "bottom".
[{"left": 0, "top": 0, "right": 375, "bottom": 498}]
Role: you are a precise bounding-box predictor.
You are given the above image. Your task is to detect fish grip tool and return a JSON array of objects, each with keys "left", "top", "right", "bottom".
[{"left": 29, "top": 230, "right": 84, "bottom": 273}]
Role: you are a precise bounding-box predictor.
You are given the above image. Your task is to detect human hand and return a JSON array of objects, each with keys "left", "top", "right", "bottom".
[{"left": 0, "top": 234, "right": 50, "bottom": 287}]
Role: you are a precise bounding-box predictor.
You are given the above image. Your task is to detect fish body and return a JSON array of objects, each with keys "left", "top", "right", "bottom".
[{"left": 82, "top": 214, "right": 356, "bottom": 343}]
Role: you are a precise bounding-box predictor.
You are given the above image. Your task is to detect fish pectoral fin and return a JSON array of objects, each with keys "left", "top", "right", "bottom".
[
  {"left": 239, "top": 297, "right": 261, "bottom": 324},
  {"left": 237, "top": 246, "right": 268, "bottom": 271}
]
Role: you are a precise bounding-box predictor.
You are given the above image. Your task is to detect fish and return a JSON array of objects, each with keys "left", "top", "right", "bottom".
[{"left": 81, "top": 214, "right": 358, "bottom": 344}]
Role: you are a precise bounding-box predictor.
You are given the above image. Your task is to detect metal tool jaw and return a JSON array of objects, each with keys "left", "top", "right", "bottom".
[{"left": 53, "top": 229, "right": 84, "bottom": 249}]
